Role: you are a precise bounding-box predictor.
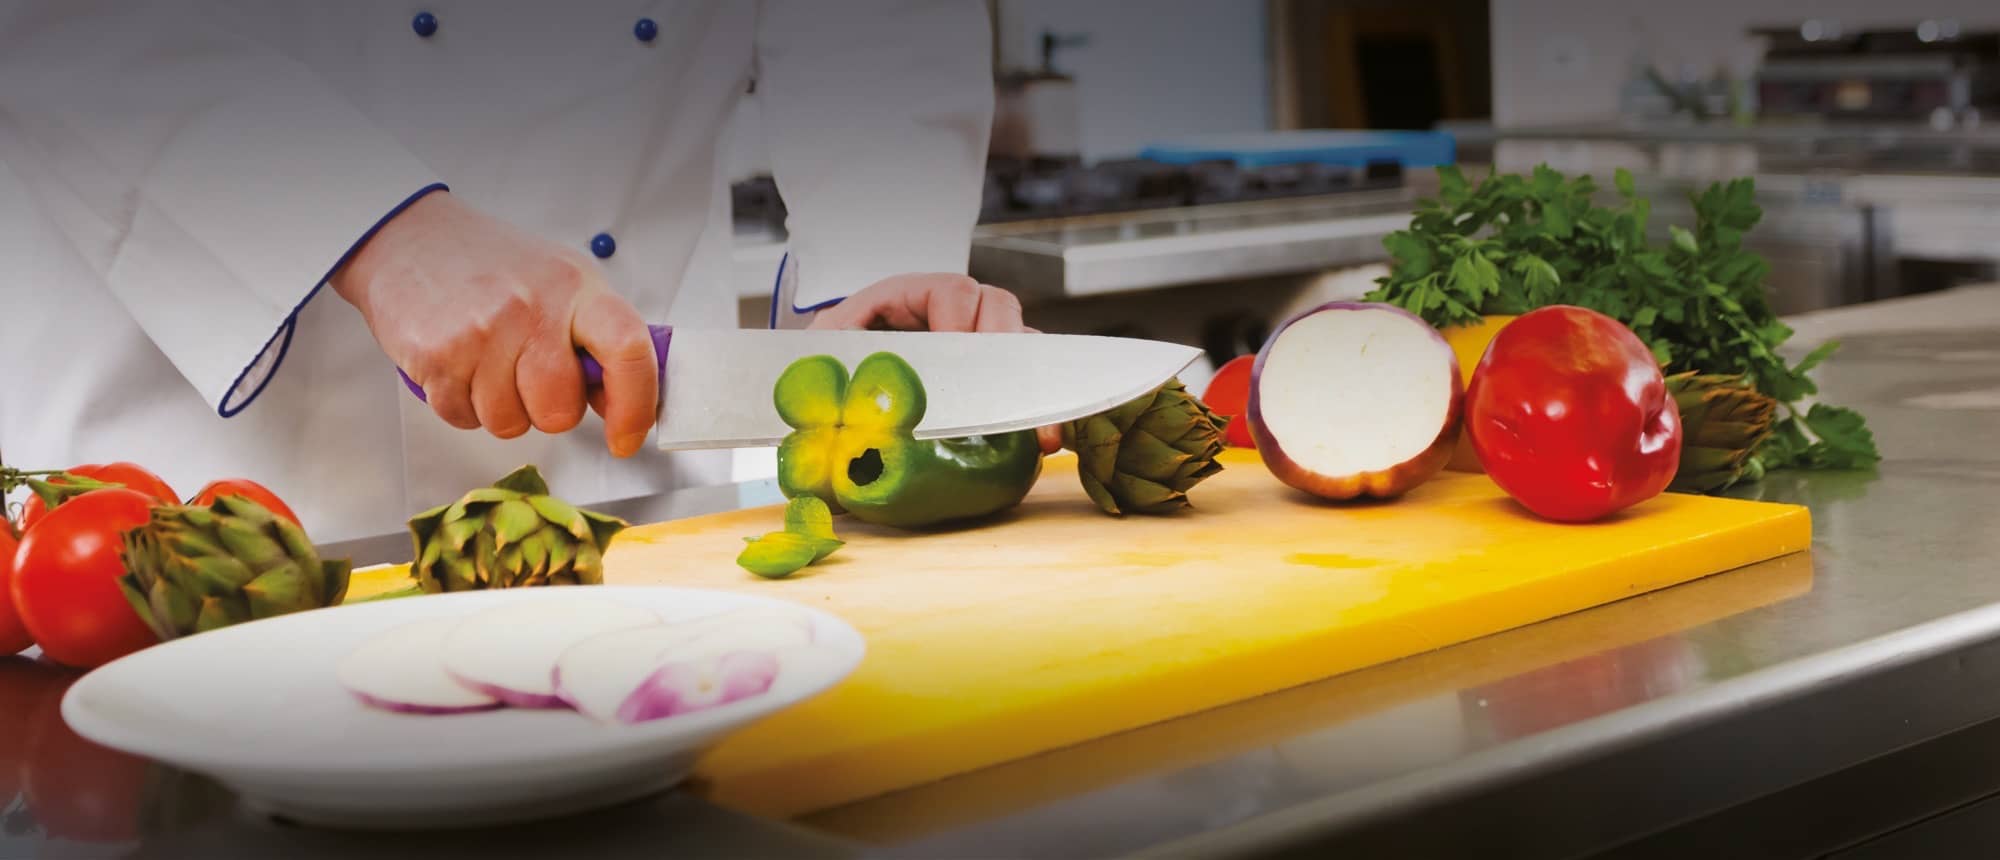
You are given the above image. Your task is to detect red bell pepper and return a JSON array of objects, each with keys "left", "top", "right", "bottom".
[{"left": 1464, "top": 305, "right": 1681, "bottom": 522}]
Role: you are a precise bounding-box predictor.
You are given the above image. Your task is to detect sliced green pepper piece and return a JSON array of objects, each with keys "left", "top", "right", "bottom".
[
  {"left": 782, "top": 496, "right": 842, "bottom": 561},
  {"left": 772, "top": 351, "right": 1043, "bottom": 529},
  {"left": 737, "top": 531, "right": 833, "bottom": 579}
]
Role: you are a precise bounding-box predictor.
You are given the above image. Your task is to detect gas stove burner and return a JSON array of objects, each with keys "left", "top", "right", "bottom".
[{"left": 1187, "top": 160, "right": 1383, "bottom": 205}]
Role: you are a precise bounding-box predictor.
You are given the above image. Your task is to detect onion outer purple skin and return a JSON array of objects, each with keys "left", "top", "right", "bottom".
[
  {"left": 346, "top": 689, "right": 507, "bottom": 716},
  {"left": 1247, "top": 301, "right": 1464, "bottom": 500},
  {"left": 615, "top": 651, "right": 782, "bottom": 725},
  {"left": 445, "top": 671, "right": 572, "bottom": 709}
]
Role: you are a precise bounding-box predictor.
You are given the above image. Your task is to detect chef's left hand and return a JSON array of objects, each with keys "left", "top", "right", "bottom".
[
  {"left": 808, "top": 273, "right": 1063, "bottom": 453},
  {"left": 806, "top": 273, "right": 1026, "bottom": 333}
]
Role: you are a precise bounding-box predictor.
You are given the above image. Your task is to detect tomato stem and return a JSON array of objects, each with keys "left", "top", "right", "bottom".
[{"left": 0, "top": 465, "right": 127, "bottom": 518}]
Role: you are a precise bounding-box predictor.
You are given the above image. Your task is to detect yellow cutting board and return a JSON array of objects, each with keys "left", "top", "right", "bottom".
[
  {"left": 802, "top": 550, "right": 1814, "bottom": 842},
  {"left": 348, "top": 449, "right": 1811, "bottom": 818}
]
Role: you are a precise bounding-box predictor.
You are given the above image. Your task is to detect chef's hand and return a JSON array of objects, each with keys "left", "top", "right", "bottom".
[
  {"left": 808, "top": 273, "right": 1064, "bottom": 454},
  {"left": 806, "top": 272, "right": 1028, "bottom": 333},
  {"left": 329, "top": 191, "right": 659, "bottom": 458}
]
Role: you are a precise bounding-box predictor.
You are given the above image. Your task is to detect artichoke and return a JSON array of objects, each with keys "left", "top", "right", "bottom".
[
  {"left": 1065, "top": 379, "right": 1229, "bottom": 515},
  {"left": 409, "top": 465, "right": 628, "bottom": 593},
  {"left": 118, "top": 495, "right": 352, "bottom": 641},
  {"left": 1666, "top": 371, "right": 1778, "bottom": 494}
]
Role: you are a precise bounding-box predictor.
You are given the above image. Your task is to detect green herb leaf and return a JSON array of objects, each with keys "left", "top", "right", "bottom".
[
  {"left": 1517, "top": 255, "right": 1561, "bottom": 305},
  {"left": 1755, "top": 417, "right": 1814, "bottom": 472},
  {"left": 1382, "top": 232, "right": 1434, "bottom": 277},
  {"left": 1542, "top": 201, "right": 1573, "bottom": 239},
  {"left": 1438, "top": 165, "right": 1470, "bottom": 206},
  {"left": 1801, "top": 404, "right": 1882, "bottom": 470},
  {"left": 1793, "top": 340, "right": 1840, "bottom": 376},
  {"left": 1669, "top": 225, "right": 1699, "bottom": 256}
]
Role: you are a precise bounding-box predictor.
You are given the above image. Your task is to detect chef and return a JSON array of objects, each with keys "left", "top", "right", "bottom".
[{"left": 0, "top": 1, "right": 1030, "bottom": 543}]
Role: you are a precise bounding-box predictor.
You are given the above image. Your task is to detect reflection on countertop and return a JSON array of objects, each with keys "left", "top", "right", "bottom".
[{"left": 0, "top": 657, "right": 234, "bottom": 857}]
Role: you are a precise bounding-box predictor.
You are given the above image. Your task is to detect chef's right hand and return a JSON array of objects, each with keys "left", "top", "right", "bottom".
[{"left": 329, "top": 191, "right": 659, "bottom": 458}]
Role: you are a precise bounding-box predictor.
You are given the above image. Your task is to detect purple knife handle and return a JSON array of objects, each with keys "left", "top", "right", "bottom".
[{"left": 399, "top": 324, "right": 672, "bottom": 403}]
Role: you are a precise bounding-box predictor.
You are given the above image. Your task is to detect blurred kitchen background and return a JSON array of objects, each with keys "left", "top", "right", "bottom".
[{"left": 721, "top": 0, "right": 2000, "bottom": 480}]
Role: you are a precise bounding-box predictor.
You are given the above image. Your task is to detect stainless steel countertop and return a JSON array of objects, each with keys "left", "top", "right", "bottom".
[
  {"left": 966, "top": 188, "right": 1422, "bottom": 300},
  {"left": 7, "top": 286, "right": 2000, "bottom": 858}
]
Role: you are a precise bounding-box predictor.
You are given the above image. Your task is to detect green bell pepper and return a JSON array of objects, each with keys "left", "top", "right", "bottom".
[{"left": 773, "top": 352, "right": 1043, "bottom": 529}]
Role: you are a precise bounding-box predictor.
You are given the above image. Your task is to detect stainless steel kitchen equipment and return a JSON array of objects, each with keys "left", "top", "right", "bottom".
[
  {"left": 989, "top": 30, "right": 1087, "bottom": 167},
  {"left": 1751, "top": 22, "right": 1999, "bottom": 125},
  {"left": 968, "top": 186, "right": 1415, "bottom": 300}
]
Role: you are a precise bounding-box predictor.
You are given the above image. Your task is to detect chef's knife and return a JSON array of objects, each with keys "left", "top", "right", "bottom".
[{"left": 399, "top": 324, "right": 1201, "bottom": 450}]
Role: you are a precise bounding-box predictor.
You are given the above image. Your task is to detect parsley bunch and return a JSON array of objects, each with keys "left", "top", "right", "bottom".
[{"left": 1364, "top": 164, "right": 1879, "bottom": 476}]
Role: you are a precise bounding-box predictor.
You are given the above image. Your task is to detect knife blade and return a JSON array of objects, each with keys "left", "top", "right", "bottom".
[{"left": 398, "top": 325, "right": 1202, "bottom": 450}]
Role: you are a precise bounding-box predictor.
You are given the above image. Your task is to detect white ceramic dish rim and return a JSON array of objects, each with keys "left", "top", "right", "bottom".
[{"left": 59, "top": 586, "right": 865, "bottom": 778}]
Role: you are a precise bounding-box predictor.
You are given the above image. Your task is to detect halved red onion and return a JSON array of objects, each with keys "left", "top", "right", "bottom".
[{"left": 1248, "top": 302, "right": 1462, "bottom": 500}]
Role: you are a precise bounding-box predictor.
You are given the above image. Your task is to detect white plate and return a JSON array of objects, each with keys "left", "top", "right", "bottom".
[{"left": 60, "top": 586, "right": 865, "bottom": 831}]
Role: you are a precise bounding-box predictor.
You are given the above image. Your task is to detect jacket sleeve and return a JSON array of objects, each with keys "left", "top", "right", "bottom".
[
  {"left": 0, "top": 1, "right": 444, "bottom": 415},
  {"left": 754, "top": 0, "right": 994, "bottom": 324}
]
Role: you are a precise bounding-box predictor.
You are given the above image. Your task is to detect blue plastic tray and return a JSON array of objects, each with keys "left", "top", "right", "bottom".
[{"left": 1138, "top": 130, "right": 1455, "bottom": 170}]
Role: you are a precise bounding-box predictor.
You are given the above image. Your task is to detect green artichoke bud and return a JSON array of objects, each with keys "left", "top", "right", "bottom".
[
  {"left": 1065, "top": 378, "right": 1228, "bottom": 515},
  {"left": 409, "top": 465, "right": 628, "bottom": 592},
  {"left": 118, "top": 495, "right": 352, "bottom": 641},
  {"left": 1666, "top": 371, "right": 1778, "bottom": 494}
]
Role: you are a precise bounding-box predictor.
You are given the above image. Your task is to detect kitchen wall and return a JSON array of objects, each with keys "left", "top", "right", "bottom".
[
  {"left": 722, "top": 0, "right": 1272, "bottom": 176},
  {"left": 991, "top": 0, "right": 1273, "bottom": 161},
  {"left": 1491, "top": 0, "right": 2000, "bottom": 125}
]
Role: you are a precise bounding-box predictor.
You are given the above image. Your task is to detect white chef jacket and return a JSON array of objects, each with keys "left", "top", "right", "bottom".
[{"left": 0, "top": 1, "right": 993, "bottom": 543}]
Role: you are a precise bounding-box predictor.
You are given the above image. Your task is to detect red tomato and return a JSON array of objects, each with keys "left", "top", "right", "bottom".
[
  {"left": 188, "top": 478, "right": 300, "bottom": 525},
  {"left": 1201, "top": 355, "right": 1257, "bottom": 448},
  {"left": 0, "top": 528, "right": 31, "bottom": 656},
  {"left": 16, "top": 462, "right": 177, "bottom": 534},
  {"left": 11, "top": 489, "right": 162, "bottom": 669},
  {"left": 1464, "top": 305, "right": 1682, "bottom": 522}
]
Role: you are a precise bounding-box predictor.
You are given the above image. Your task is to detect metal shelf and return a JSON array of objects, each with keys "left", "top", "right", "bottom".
[{"left": 966, "top": 188, "right": 1420, "bottom": 299}]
